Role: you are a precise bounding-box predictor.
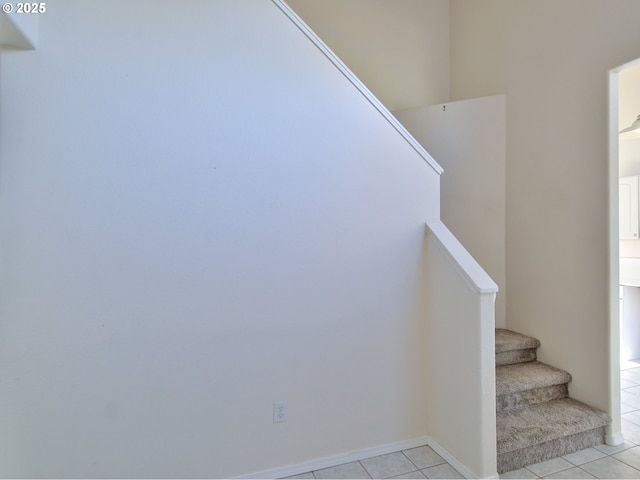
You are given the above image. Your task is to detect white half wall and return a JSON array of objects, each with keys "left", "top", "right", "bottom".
[
  {"left": 425, "top": 222, "right": 498, "bottom": 479},
  {"left": 0, "top": 1, "right": 440, "bottom": 477},
  {"left": 395, "top": 96, "right": 507, "bottom": 328}
]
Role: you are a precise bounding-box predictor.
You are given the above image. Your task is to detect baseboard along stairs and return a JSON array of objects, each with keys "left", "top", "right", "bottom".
[{"left": 495, "top": 329, "right": 610, "bottom": 474}]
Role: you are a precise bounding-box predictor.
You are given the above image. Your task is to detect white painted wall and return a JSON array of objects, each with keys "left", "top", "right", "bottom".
[
  {"left": 395, "top": 96, "right": 507, "bottom": 328},
  {"left": 286, "top": 0, "right": 450, "bottom": 111},
  {"left": 0, "top": 1, "right": 441, "bottom": 477},
  {"left": 450, "top": 0, "right": 640, "bottom": 419}
]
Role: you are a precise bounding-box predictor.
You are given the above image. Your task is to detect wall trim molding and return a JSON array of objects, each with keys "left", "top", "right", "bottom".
[
  {"left": 606, "top": 432, "right": 625, "bottom": 447},
  {"left": 270, "top": 0, "right": 443, "bottom": 176}
]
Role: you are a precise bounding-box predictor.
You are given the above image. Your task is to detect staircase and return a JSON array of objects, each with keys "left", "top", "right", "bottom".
[{"left": 495, "top": 329, "right": 610, "bottom": 474}]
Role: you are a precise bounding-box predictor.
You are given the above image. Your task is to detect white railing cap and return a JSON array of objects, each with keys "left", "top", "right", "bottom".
[{"left": 426, "top": 221, "right": 499, "bottom": 295}]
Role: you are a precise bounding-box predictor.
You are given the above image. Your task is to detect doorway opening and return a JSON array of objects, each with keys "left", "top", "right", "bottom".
[{"left": 609, "top": 57, "right": 640, "bottom": 447}]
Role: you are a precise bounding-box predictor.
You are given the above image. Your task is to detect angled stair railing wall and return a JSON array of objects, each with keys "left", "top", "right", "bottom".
[
  {"left": 275, "top": 2, "right": 508, "bottom": 477},
  {"left": 425, "top": 221, "right": 499, "bottom": 479},
  {"left": 271, "top": 0, "right": 443, "bottom": 176}
]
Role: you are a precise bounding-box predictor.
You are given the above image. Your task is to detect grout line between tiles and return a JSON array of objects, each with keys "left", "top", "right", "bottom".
[
  {"left": 401, "top": 450, "right": 420, "bottom": 474},
  {"left": 357, "top": 460, "right": 372, "bottom": 479}
]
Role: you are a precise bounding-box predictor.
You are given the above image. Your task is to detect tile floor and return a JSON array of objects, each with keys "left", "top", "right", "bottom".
[
  {"left": 285, "top": 359, "right": 640, "bottom": 479},
  {"left": 285, "top": 445, "right": 464, "bottom": 479}
]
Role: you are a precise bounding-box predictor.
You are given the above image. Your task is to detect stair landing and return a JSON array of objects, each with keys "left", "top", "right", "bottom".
[{"left": 496, "top": 328, "right": 540, "bottom": 366}]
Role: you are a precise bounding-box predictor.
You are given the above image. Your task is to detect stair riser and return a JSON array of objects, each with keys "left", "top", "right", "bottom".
[
  {"left": 496, "top": 348, "right": 537, "bottom": 366},
  {"left": 497, "top": 427, "right": 605, "bottom": 474},
  {"left": 497, "top": 384, "right": 568, "bottom": 412}
]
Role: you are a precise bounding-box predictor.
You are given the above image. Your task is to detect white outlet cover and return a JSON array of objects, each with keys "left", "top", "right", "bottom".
[{"left": 273, "top": 401, "right": 287, "bottom": 423}]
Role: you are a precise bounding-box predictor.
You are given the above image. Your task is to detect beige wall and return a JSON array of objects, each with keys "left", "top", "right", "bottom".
[
  {"left": 395, "top": 96, "right": 507, "bottom": 329},
  {"left": 451, "top": 0, "right": 640, "bottom": 414},
  {"left": 287, "top": 0, "right": 640, "bottom": 420},
  {"left": 287, "top": 0, "right": 449, "bottom": 111}
]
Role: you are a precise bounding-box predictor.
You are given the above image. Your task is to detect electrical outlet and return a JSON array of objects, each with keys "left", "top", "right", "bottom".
[{"left": 273, "top": 401, "right": 287, "bottom": 423}]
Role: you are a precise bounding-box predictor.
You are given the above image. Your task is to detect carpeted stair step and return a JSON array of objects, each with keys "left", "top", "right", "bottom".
[
  {"left": 496, "top": 398, "right": 610, "bottom": 474},
  {"left": 496, "top": 328, "right": 540, "bottom": 366},
  {"left": 496, "top": 362, "right": 571, "bottom": 411}
]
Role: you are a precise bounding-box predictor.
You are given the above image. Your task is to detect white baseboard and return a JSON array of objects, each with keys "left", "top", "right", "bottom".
[
  {"left": 606, "top": 432, "right": 625, "bottom": 446},
  {"left": 237, "top": 436, "right": 431, "bottom": 479}
]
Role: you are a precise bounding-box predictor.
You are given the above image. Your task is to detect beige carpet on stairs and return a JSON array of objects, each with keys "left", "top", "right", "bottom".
[{"left": 495, "top": 329, "right": 611, "bottom": 473}]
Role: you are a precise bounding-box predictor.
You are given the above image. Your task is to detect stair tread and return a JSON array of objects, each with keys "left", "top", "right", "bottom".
[
  {"left": 496, "top": 328, "right": 540, "bottom": 354},
  {"left": 496, "top": 362, "right": 572, "bottom": 396},
  {"left": 496, "top": 398, "right": 610, "bottom": 455}
]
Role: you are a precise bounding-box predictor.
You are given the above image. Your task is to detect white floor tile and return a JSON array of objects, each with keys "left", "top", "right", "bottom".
[
  {"left": 543, "top": 466, "right": 595, "bottom": 479},
  {"left": 622, "top": 419, "right": 640, "bottom": 444},
  {"left": 613, "top": 445, "right": 640, "bottom": 470},
  {"left": 621, "top": 360, "right": 640, "bottom": 371},
  {"left": 313, "top": 461, "right": 370, "bottom": 479},
  {"left": 580, "top": 456, "right": 640, "bottom": 479},
  {"left": 526, "top": 457, "right": 574, "bottom": 477},
  {"left": 390, "top": 471, "right": 426, "bottom": 479},
  {"left": 402, "top": 446, "right": 445, "bottom": 469},
  {"left": 361, "top": 452, "right": 416, "bottom": 479},
  {"left": 562, "top": 447, "right": 607, "bottom": 466},
  {"left": 594, "top": 440, "right": 635, "bottom": 455},
  {"left": 622, "top": 391, "right": 640, "bottom": 410},
  {"left": 421, "top": 463, "right": 464, "bottom": 479},
  {"left": 623, "top": 411, "right": 640, "bottom": 426},
  {"left": 499, "top": 467, "right": 538, "bottom": 478},
  {"left": 621, "top": 370, "right": 640, "bottom": 385},
  {"left": 625, "top": 385, "right": 640, "bottom": 397}
]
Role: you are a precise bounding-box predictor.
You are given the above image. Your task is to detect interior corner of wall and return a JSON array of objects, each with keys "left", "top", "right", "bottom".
[{"left": 0, "top": 11, "right": 38, "bottom": 50}]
